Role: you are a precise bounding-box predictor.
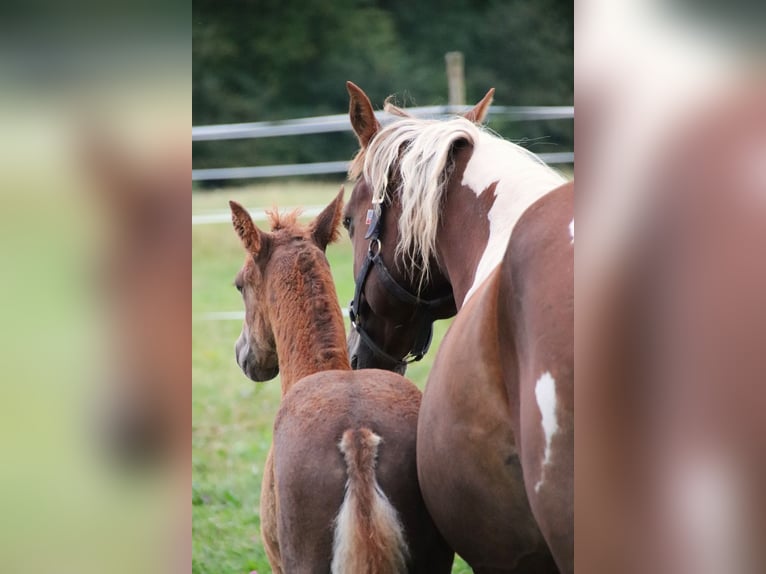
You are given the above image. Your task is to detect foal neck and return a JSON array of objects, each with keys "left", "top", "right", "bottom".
[{"left": 269, "top": 246, "right": 350, "bottom": 394}]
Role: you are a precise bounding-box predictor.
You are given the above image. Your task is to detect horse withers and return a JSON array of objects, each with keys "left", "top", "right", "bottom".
[
  {"left": 343, "top": 82, "right": 573, "bottom": 573},
  {"left": 229, "top": 190, "right": 452, "bottom": 573}
]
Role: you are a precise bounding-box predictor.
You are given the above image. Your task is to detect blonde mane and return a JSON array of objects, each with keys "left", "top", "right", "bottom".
[{"left": 350, "top": 113, "right": 564, "bottom": 290}]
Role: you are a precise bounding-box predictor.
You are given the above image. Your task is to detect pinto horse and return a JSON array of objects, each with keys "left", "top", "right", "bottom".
[
  {"left": 578, "top": 79, "right": 766, "bottom": 573},
  {"left": 229, "top": 191, "right": 452, "bottom": 573},
  {"left": 343, "top": 82, "right": 574, "bottom": 573}
]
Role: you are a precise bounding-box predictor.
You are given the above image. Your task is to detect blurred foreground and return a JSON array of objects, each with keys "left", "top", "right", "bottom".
[
  {"left": 3, "top": 1, "right": 766, "bottom": 572},
  {"left": 578, "top": 1, "right": 766, "bottom": 572},
  {"left": 0, "top": 3, "right": 189, "bottom": 573}
]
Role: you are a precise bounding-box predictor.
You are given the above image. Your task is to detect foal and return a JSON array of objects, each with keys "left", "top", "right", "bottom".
[{"left": 229, "top": 190, "right": 451, "bottom": 573}]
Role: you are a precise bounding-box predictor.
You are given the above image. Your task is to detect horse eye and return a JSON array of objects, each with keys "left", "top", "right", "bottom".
[
  {"left": 342, "top": 216, "right": 352, "bottom": 230},
  {"left": 234, "top": 281, "right": 244, "bottom": 293}
]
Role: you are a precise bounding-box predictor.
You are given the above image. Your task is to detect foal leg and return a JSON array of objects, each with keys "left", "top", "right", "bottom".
[{"left": 260, "top": 446, "right": 283, "bottom": 573}]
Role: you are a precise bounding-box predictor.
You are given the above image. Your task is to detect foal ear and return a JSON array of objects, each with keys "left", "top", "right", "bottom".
[
  {"left": 462, "top": 88, "right": 495, "bottom": 124},
  {"left": 347, "top": 81, "right": 381, "bottom": 148},
  {"left": 229, "top": 201, "right": 270, "bottom": 258},
  {"left": 309, "top": 188, "right": 344, "bottom": 251}
]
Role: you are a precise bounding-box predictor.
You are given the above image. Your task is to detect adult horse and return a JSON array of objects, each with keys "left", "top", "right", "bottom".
[
  {"left": 343, "top": 82, "right": 574, "bottom": 573},
  {"left": 578, "top": 78, "right": 766, "bottom": 573},
  {"left": 229, "top": 191, "right": 452, "bottom": 573}
]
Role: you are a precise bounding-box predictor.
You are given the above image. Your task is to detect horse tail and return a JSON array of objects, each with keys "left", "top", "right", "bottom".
[{"left": 331, "top": 428, "right": 408, "bottom": 574}]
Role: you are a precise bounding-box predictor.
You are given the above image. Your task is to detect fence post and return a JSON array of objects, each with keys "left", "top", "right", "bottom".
[{"left": 445, "top": 51, "right": 465, "bottom": 106}]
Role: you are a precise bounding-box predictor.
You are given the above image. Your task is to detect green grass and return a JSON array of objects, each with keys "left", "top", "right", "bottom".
[{"left": 192, "top": 181, "right": 469, "bottom": 573}]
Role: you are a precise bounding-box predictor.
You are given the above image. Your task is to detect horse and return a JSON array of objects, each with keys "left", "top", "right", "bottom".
[
  {"left": 229, "top": 190, "right": 453, "bottom": 573},
  {"left": 81, "top": 128, "right": 191, "bottom": 465},
  {"left": 342, "top": 81, "right": 574, "bottom": 573},
  {"left": 80, "top": 129, "right": 191, "bottom": 573},
  {"left": 577, "top": 78, "right": 766, "bottom": 573}
]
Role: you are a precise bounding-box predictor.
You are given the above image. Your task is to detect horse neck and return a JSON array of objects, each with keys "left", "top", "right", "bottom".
[
  {"left": 437, "top": 139, "right": 565, "bottom": 309},
  {"left": 268, "top": 248, "right": 350, "bottom": 394}
]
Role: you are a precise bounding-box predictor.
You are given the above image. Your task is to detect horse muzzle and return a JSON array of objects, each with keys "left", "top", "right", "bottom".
[
  {"left": 235, "top": 337, "right": 279, "bottom": 382},
  {"left": 347, "top": 328, "right": 407, "bottom": 375}
]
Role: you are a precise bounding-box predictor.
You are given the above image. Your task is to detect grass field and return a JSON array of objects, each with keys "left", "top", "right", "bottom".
[{"left": 192, "top": 180, "right": 468, "bottom": 573}]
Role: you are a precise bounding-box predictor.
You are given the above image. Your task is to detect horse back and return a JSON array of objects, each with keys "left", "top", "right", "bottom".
[{"left": 273, "top": 369, "right": 451, "bottom": 573}]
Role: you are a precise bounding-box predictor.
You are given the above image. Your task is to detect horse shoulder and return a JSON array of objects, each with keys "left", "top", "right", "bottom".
[{"left": 502, "top": 182, "right": 574, "bottom": 369}]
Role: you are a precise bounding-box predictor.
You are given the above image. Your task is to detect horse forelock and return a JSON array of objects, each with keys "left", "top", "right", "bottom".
[
  {"left": 347, "top": 100, "right": 414, "bottom": 181},
  {"left": 351, "top": 114, "right": 566, "bottom": 294},
  {"left": 361, "top": 117, "right": 480, "bottom": 290},
  {"left": 266, "top": 207, "right": 302, "bottom": 231}
]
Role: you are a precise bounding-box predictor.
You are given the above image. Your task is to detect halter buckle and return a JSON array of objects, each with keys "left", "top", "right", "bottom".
[{"left": 367, "top": 238, "right": 381, "bottom": 257}]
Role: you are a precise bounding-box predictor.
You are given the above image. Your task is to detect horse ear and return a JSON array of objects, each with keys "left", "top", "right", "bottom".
[
  {"left": 229, "top": 201, "right": 270, "bottom": 259},
  {"left": 462, "top": 88, "right": 495, "bottom": 124},
  {"left": 310, "top": 187, "right": 344, "bottom": 251},
  {"left": 347, "top": 81, "right": 381, "bottom": 147}
]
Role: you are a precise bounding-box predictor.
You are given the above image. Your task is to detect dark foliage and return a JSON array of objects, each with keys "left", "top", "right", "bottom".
[{"left": 193, "top": 0, "right": 572, "bottom": 172}]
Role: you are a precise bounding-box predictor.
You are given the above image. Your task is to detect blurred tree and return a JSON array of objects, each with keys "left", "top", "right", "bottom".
[{"left": 192, "top": 0, "right": 572, "bottom": 175}]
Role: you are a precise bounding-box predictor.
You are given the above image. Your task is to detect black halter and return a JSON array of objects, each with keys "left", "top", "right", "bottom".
[{"left": 348, "top": 202, "right": 454, "bottom": 368}]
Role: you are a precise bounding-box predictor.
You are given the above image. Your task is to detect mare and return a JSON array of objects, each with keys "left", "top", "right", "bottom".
[
  {"left": 343, "top": 82, "right": 574, "bottom": 573},
  {"left": 578, "top": 80, "right": 766, "bottom": 573},
  {"left": 229, "top": 191, "right": 452, "bottom": 573}
]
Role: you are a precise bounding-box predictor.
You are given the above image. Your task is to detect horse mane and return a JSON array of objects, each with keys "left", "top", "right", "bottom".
[
  {"left": 266, "top": 212, "right": 350, "bottom": 374},
  {"left": 348, "top": 100, "right": 411, "bottom": 181},
  {"left": 350, "top": 113, "right": 563, "bottom": 290},
  {"left": 382, "top": 97, "right": 411, "bottom": 119},
  {"left": 266, "top": 207, "right": 302, "bottom": 231},
  {"left": 289, "top": 247, "right": 349, "bottom": 368}
]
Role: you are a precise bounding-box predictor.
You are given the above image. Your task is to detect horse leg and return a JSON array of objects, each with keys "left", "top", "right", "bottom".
[{"left": 260, "top": 445, "right": 283, "bottom": 573}]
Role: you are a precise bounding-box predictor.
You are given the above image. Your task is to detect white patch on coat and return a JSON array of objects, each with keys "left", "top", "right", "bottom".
[
  {"left": 534, "top": 372, "right": 559, "bottom": 492},
  {"left": 462, "top": 133, "right": 565, "bottom": 303},
  {"left": 667, "top": 451, "right": 749, "bottom": 574},
  {"left": 569, "top": 218, "right": 574, "bottom": 243}
]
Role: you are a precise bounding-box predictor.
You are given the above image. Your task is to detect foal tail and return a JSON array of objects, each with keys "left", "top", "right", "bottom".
[{"left": 331, "top": 428, "right": 409, "bottom": 574}]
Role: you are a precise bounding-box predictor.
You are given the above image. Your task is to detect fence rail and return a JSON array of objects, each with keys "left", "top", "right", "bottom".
[
  {"left": 192, "top": 153, "right": 573, "bottom": 182},
  {"left": 192, "top": 105, "right": 574, "bottom": 142},
  {"left": 192, "top": 205, "right": 327, "bottom": 225},
  {"left": 192, "top": 105, "right": 573, "bottom": 181}
]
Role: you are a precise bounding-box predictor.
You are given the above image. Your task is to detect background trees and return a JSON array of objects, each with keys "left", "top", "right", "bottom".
[{"left": 192, "top": 0, "right": 572, "bottom": 174}]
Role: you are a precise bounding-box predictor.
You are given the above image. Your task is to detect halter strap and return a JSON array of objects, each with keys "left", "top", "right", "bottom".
[
  {"left": 371, "top": 254, "right": 454, "bottom": 312},
  {"left": 349, "top": 202, "right": 454, "bottom": 365},
  {"left": 351, "top": 316, "right": 408, "bottom": 371}
]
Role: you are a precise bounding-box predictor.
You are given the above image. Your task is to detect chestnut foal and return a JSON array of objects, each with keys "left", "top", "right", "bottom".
[{"left": 229, "top": 190, "right": 451, "bottom": 573}]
